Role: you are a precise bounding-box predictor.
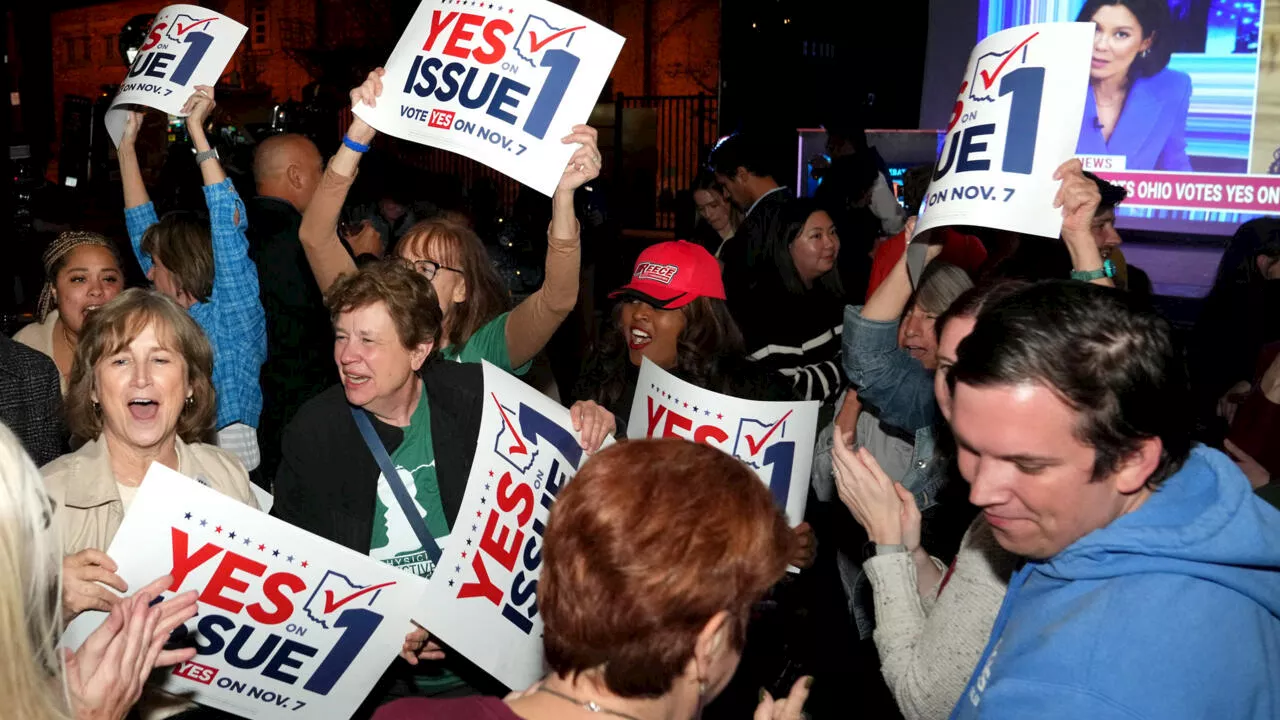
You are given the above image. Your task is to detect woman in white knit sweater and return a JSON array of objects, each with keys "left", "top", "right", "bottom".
[{"left": 833, "top": 279, "right": 1026, "bottom": 720}]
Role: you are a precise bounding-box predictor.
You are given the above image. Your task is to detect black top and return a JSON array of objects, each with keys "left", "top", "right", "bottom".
[
  {"left": 272, "top": 359, "right": 484, "bottom": 554},
  {"left": 246, "top": 196, "right": 340, "bottom": 484},
  {"left": 0, "top": 334, "right": 67, "bottom": 466},
  {"left": 721, "top": 187, "right": 794, "bottom": 312}
]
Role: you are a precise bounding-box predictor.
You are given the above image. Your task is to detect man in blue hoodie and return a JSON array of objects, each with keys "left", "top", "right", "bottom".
[{"left": 945, "top": 281, "right": 1280, "bottom": 719}]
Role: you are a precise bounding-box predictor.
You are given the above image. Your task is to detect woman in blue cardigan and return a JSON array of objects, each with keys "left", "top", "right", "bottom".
[{"left": 1075, "top": 0, "right": 1193, "bottom": 171}]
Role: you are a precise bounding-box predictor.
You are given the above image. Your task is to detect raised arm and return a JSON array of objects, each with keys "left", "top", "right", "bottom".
[
  {"left": 184, "top": 86, "right": 226, "bottom": 187},
  {"left": 117, "top": 110, "right": 159, "bottom": 274},
  {"left": 503, "top": 125, "right": 600, "bottom": 368},
  {"left": 298, "top": 71, "right": 388, "bottom": 293},
  {"left": 1055, "top": 159, "right": 1115, "bottom": 288}
]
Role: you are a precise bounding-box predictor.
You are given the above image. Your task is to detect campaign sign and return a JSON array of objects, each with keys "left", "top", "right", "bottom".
[
  {"left": 353, "top": 0, "right": 624, "bottom": 196},
  {"left": 915, "top": 22, "right": 1092, "bottom": 240},
  {"left": 627, "top": 359, "right": 818, "bottom": 527},
  {"left": 103, "top": 5, "right": 246, "bottom": 147},
  {"left": 416, "top": 361, "right": 606, "bottom": 689},
  {"left": 61, "top": 465, "right": 428, "bottom": 720}
]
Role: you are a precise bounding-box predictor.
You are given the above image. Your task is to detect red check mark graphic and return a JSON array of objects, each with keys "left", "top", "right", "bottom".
[
  {"left": 323, "top": 580, "right": 397, "bottom": 613},
  {"left": 492, "top": 393, "right": 529, "bottom": 456},
  {"left": 979, "top": 31, "right": 1039, "bottom": 90},
  {"left": 174, "top": 16, "right": 217, "bottom": 36},
  {"left": 744, "top": 409, "right": 793, "bottom": 457},
  {"left": 528, "top": 25, "right": 586, "bottom": 53}
]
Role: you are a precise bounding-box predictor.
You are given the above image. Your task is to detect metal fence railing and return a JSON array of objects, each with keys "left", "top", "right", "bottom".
[{"left": 613, "top": 93, "right": 720, "bottom": 231}]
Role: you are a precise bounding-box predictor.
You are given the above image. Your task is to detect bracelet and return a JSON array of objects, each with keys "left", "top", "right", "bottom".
[{"left": 342, "top": 135, "right": 371, "bottom": 153}]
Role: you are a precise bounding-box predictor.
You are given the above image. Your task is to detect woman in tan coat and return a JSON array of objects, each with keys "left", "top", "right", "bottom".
[{"left": 41, "top": 289, "right": 256, "bottom": 620}]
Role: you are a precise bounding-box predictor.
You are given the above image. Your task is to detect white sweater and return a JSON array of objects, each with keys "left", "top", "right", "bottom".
[{"left": 863, "top": 516, "right": 1020, "bottom": 720}]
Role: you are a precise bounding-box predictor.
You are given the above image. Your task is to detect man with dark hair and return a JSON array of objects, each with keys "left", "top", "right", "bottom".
[
  {"left": 707, "top": 132, "right": 793, "bottom": 309},
  {"left": 1081, "top": 170, "right": 1134, "bottom": 289},
  {"left": 946, "top": 281, "right": 1280, "bottom": 719}
]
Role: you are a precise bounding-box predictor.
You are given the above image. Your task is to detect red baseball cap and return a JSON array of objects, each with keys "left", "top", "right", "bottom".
[{"left": 608, "top": 240, "right": 726, "bottom": 309}]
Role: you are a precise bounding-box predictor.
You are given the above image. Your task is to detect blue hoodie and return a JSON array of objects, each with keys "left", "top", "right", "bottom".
[{"left": 950, "top": 446, "right": 1280, "bottom": 719}]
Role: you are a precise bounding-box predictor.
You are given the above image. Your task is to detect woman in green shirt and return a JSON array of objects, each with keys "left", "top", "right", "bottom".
[{"left": 300, "top": 68, "right": 601, "bottom": 375}]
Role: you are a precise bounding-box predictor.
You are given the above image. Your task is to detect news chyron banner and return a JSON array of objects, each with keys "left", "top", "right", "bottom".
[
  {"left": 915, "top": 22, "right": 1093, "bottom": 240},
  {"left": 61, "top": 465, "right": 428, "bottom": 720},
  {"left": 354, "top": 0, "right": 624, "bottom": 196},
  {"left": 416, "top": 361, "right": 609, "bottom": 689},
  {"left": 627, "top": 359, "right": 819, "bottom": 529},
  {"left": 104, "top": 5, "right": 247, "bottom": 147}
]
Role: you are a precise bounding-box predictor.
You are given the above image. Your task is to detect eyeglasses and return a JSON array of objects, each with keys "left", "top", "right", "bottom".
[{"left": 405, "top": 259, "right": 463, "bottom": 280}]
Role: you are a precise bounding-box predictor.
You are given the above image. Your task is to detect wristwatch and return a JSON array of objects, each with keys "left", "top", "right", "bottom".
[
  {"left": 194, "top": 147, "right": 220, "bottom": 164},
  {"left": 1071, "top": 258, "right": 1116, "bottom": 282}
]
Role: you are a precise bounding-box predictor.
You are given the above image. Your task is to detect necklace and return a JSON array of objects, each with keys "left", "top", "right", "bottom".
[{"left": 536, "top": 686, "right": 647, "bottom": 720}]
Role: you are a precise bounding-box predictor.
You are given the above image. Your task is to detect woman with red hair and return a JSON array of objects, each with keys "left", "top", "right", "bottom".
[{"left": 374, "top": 439, "right": 810, "bottom": 720}]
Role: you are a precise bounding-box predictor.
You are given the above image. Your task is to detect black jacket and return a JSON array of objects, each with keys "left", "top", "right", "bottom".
[
  {"left": 0, "top": 334, "right": 67, "bottom": 466},
  {"left": 272, "top": 359, "right": 484, "bottom": 553},
  {"left": 247, "top": 196, "right": 340, "bottom": 485}
]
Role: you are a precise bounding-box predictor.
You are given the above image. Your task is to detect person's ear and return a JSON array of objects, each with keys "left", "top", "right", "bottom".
[
  {"left": 286, "top": 164, "right": 303, "bottom": 190},
  {"left": 692, "top": 610, "right": 733, "bottom": 685},
  {"left": 452, "top": 278, "right": 468, "bottom": 305},
  {"left": 1112, "top": 436, "right": 1163, "bottom": 494},
  {"left": 734, "top": 166, "right": 750, "bottom": 185},
  {"left": 409, "top": 341, "right": 433, "bottom": 371},
  {"left": 1139, "top": 32, "right": 1155, "bottom": 56},
  {"left": 1256, "top": 254, "right": 1279, "bottom": 280}
]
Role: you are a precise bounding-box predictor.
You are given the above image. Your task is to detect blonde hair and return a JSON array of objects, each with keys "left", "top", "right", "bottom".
[{"left": 0, "top": 423, "right": 72, "bottom": 719}]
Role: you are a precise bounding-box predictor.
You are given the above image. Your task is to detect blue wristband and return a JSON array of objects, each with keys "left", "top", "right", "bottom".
[{"left": 342, "top": 135, "right": 370, "bottom": 153}]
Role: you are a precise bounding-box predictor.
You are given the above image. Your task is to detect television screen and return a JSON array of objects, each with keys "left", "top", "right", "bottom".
[{"left": 924, "top": 0, "right": 1278, "bottom": 234}]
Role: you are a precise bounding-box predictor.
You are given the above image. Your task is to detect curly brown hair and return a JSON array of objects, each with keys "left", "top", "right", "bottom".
[{"left": 65, "top": 289, "right": 216, "bottom": 443}]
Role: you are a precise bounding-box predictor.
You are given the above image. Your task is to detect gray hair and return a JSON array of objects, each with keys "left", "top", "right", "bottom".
[{"left": 910, "top": 262, "right": 974, "bottom": 316}]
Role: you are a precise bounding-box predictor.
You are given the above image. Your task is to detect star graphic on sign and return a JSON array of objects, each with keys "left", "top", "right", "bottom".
[
  {"left": 184, "top": 512, "right": 192, "bottom": 520},
  {"left": 258, "top": 544, "right": 266, "bottom": 551},
  {"left": 471, "top": 524, "right": 477, "bottom": 532},
  {"left": 286, "top": 555, "right": 294, "bottom": 563},
  {"left": 301, "top": 561, "right": 309, "bottom": 568},
  {"left": 488, "top": 470, "right": 494, "bottom": 477},
  {"left": 466, "top": 538, "right": 472, "bottom": 546},
  {"left": 228, "top": 531, "right": 236, "bottom": 539},
  {"left": 455, "top": 565, "right": 461, "bottom": 573},
  {"left": 683, "top": 402, "right": 688, "bottom": 408},
  {"left": 717, "top": 413, "right": 724, "bottom": 420},
  {"left": 476, "top": 511, "right": 482, "bottom": 518},
  {"left": 243, "top": 536, "right": 251, "bottom": 545},
  {"left": 215, "top": 526, "right": 222, "bottom": 533},
  {"left": 272, "top": 549, "right": 280, "bottom": 557},
  {"left": 199, "top": 519, "right": 207, "bottom": 527},
  {"left": 484, "top": 484, "right": 490, "bottom": 491},
  {"left": 481, "top": 497, "right": 486, "bottom": 505},
  {"left": 693, "top": 406, "right": 699, "bottom": 412},
  {"left": 704, "top": 410, "right": 711, "bottom": 416},
  {"left": 449, "top": 579, "right": 455, "bottom": 587},
  {"left": 674, "top": 398, "right": 680, "bottom": 405},
  {"left": 461, "top": 551, "right": 467, "bottom": 558}
]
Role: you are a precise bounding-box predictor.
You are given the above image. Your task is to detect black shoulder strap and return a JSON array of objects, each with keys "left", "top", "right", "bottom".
[{"left": 349, "top": 407, "right": 441, "bottom": 564}]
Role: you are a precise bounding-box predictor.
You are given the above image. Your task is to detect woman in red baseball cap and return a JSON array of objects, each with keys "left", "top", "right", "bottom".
[{"left": 574, "top": 240, "right": 796, "bottom": 430}]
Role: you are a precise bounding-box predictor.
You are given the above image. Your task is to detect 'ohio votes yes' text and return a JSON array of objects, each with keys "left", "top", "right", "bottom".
[{"left": 399, "top": 9, "right": 586, "bottom": 143}]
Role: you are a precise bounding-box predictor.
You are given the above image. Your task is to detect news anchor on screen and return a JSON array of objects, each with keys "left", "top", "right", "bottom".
[{"left": 1076, "top": 0, "right": 1193, "bottom": 171}]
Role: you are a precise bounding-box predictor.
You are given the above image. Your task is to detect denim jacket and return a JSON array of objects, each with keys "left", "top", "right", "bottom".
[
  {"left": 812, "top": 304, "right": 950, "bottom": 637},
  {"left": 842, "top": 304, "right": 937, "bottom": 433}
]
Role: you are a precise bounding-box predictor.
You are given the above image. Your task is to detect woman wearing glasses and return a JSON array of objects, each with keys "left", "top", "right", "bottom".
[{"left": 299, "top": 69, "right": 601, "bottom": 374}]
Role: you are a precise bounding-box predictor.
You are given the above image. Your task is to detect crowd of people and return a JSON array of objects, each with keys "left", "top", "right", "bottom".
[{"left": 2, "top": 52, "right": 1279, "bottom": 720}]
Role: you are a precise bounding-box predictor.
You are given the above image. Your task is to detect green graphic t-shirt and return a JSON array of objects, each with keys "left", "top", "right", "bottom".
[
  {"left": 438, "top": 312, "right": 532, "bottom": 375},
  {"left": 367, "top": 386, "right": 460, "bottom": 693}
]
